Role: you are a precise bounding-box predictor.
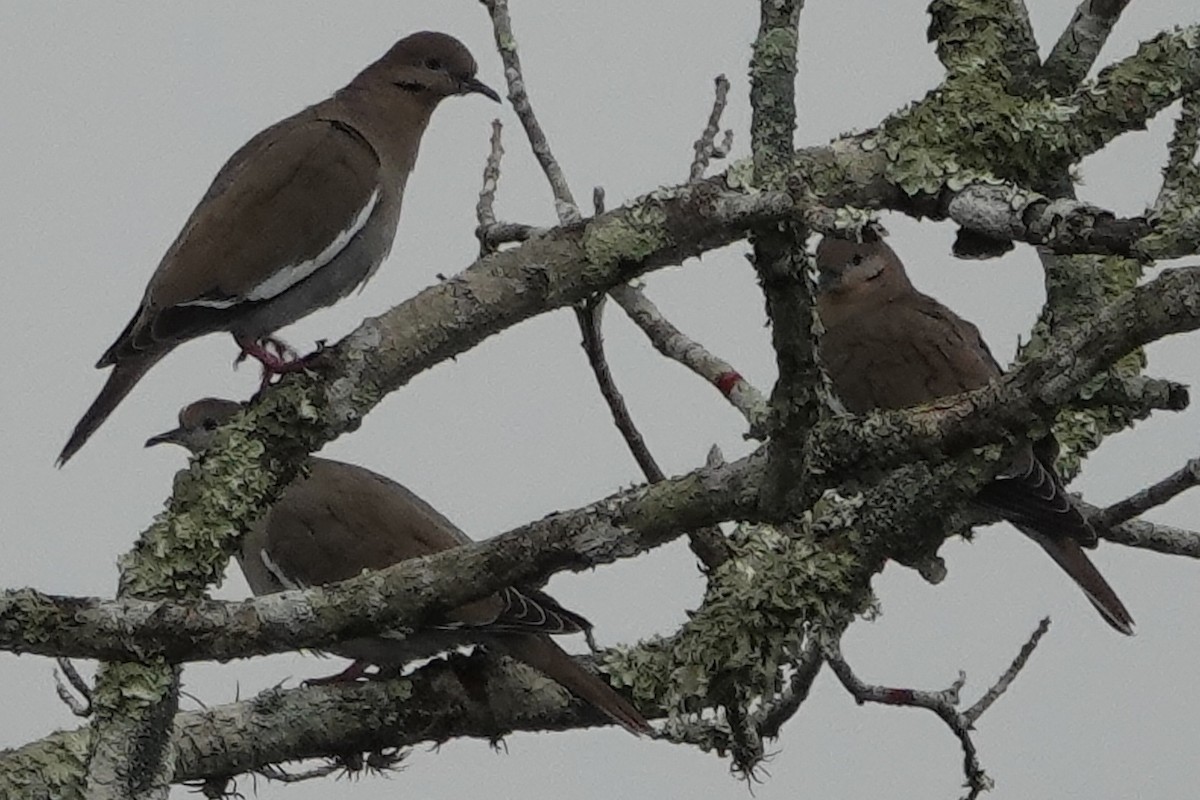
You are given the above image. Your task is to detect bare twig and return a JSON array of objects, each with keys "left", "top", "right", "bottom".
[
  {"left": 824, "top": 619, "right": 1052, "bottom": 799},
  {"left": 480, "top": 0, "right": 731, "bottom": 570},
  {"left": 473, "top": 120, "right": 548, "bottom": 252},
  {"left": 610, "top": 283, "right": 770, "bottom": 433},
  {"left": 824, "top": 639, "right": 992, "bottom": 800},
  {"left": 52, "top": 657, "right": 92, "bottom": 717},
  {"left": 481, "top": 0, "right": 580, "bottom": 223},
  {"left": 963, "top": 617, "right": 1050, "bottom": 724},
  {"left": 1096, "top": 458, "right": 1200, "bottom": 529},
  {"left": 690, "top": 75, "right": 733, "bottom": 181},
  {"left": 478, "top": 221, "right": 545, "bottom": 251},
  {"left": 574, "top": 294, "right": 731, "bottom": 569},
  {"left": 475, "top": 118, "right": 505, "bottom": 255},
  {"left": 575, "top": 295, "right": 662, "bottom": 482}
]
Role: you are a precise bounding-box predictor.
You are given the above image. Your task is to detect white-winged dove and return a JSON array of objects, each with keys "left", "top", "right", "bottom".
[
  {"left": 814, "top": 235, "right": 1134, "bottom": 635},
  {"left": 58, "top": 32, "right": 500, "bottom": 466},
  {"left": 146, "top": 399, "right": 651, "bottom": 735}
]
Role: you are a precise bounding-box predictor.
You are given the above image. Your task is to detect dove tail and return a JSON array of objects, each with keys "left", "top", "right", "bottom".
[
  {"left": 503, "top": 634, "right": 652, "bottom": 736},
  {"left": 58, "top": 353, "right": 165, "bottom": 467},
  {"left": 1020, "top": 526, "right": 1135, "bottom": 635}
]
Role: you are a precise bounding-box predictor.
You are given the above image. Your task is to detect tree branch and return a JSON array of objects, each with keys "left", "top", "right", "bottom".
[
  {"left": 690, "top": 75, "right": 734, "bottom": 181},
  {"left": 1043, "top": 0, "right": 1132, "bottom": 92},
  {"left": 0, "top": 454, "right": 761, "bottom": 664},
  {"left": 0, "top": 649, "right": 654, "bottom": 800},
  {"left": 481, "top": 0, "right": 580, "bottom": 222},
  {"left": 1096, "top": 457, "right": 1200, "bottom": 528},
  {"left": 609, "top": 283, "right": 770, "bottom": 433}
]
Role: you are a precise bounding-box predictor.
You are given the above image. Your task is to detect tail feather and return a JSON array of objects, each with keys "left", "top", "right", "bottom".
[
  {"left": 979, "top": 447, "right": 1097, "bottom": 546},
  {"left": 58, "top": 353, "right": 165, "bottom": 466},
  {"left": 1019, "top": 525, "right": 1135, "bottom": 636},
  {"left": 503, "top": 634, "right": 651, "bottom": 735}
]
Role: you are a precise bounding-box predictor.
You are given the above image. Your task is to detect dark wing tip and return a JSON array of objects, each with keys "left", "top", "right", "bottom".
[
  {"left": 979, "top": 455, "right": 1097, "bottom": 547},
  {"left": 492, "top": 587, "right": 593, "bottom": 635}
]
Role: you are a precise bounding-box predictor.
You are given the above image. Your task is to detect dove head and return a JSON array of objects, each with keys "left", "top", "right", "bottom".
[
  {"left": 145, "top": 398, "right": 244, "bottom": 453},
  {"left": 355, "top": 32, "right": 500, "bottom": 104},
  {"left": 814, "top": 236, "right": 913, "bottom": 298}
]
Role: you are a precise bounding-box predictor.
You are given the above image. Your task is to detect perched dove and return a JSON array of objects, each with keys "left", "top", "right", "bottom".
[{"left": 815, "top": 235, "right": 1134, "bottom": 635}]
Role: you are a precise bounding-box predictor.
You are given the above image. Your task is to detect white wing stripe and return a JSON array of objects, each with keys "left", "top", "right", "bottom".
[
  {"left": 260, "top": 549, "right": 305, "bottom": 591},
  {"left": 245, "top": 187, "right": 380, "bottom": 302},
  {"left": 181, "top": 187, "right": 380, "bottom": 309}
]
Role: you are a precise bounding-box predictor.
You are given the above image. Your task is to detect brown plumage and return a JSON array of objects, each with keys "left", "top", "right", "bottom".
[
  {"left": 815, "top": 235, "right": 1134, "bottom": 635},
  {"left": 59, "top": 32, "right": 499, "bottom": 466},
  {"left": 146, "top": 399, "right": 650, "bottom": 735}
]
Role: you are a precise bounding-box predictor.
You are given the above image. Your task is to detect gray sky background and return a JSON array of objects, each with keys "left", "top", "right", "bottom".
[{"left": 1, "top": 2, "right": 1197, "bottom": 798}]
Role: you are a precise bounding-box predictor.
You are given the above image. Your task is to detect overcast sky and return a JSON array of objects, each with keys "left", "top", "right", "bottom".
[{"left": 1, "top": 2, "right": 1197, "bottom": 798}]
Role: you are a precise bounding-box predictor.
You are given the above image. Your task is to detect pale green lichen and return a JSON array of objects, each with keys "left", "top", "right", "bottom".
[
  {"left": 1018, "top": 253, "right": 1150, "bottom": 479},
  {"left": 604, "top": 521, "right": 865, "bottom": 721},
  {"left": 581, "top": 205, "right": 670, "bottom": 271},
  {"left": 723, "top": 156, "right": 758, "bottom": 193},
  {"left": 881, "top": 75, "right": 1077, "bottom": 196},
  {"left": 927, "top": 0, "right": 1036, "bottom": 79},
  {"left": 0, "top": 729, "right": 91, "bottom": 800},
  {"left": 875, "top": 28, "right": 1200, "bottom": 199},
  {"left": 1065, "top": 27, "right": 1200, "bottom": 161}
]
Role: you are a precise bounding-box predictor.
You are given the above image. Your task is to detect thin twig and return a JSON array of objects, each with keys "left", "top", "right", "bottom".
[
  {"left": 481, "top": 0, "right": 580, "bottom": 224},
  {"left": 824, "top": 639, "right": 991, "bottom": 800},
  {"left": 964, "top": 617, "right": 1051, "bottom": 724},
  {"left": 1096, "top": 457, "right": 1200, "bottom": 529},
  {"left": 575, "top": 296, "right": 663, "bottom": 482},
  {"left": 574, "top": 295, "right": 731, "bottom": 568},
  {"left": 825, "top": 618, "right": 1051, "bottom": 798},
  {"left": 690, "top": 75, "right": 733, "bottom": 181},
  {"left": 610, "top": 283, "right": 771, "bottom": 433},
  {"left": 52, "top": 657, "right": 92, "bottom": 717},
  {"left": 473, "top": 118, "right": 549, "bottom": 252},
  {"left": 479, "top": 0, "right": 731, "bottom": 569},
  {"left": 478, "top": 221, "right": 546, "bottom": 251},
  {"left": 475, "top": 118, "right": 505, "bottom": 256}
]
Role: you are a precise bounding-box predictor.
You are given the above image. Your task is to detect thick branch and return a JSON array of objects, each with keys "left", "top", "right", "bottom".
[
  {"left": 1066, "top": 25, "right": 1200, "bottom": 164},
  {"left": 0, "top": 455, "right": 760, "bottom": 663},
  {"left": 11, "top": 266, "right": 1200, "bottom": 664},
  {"left": 1043, "top": 0, "right": 1132, "bottom": 93},
  {"left": 749, "top": 0, "right": 824, "bottom": 516},
  {"left": 0, "top": 650, "right": 648, "bottom": 800},
  {"left": 927, "top": 0, "right": 1040, "bottom": 86}
]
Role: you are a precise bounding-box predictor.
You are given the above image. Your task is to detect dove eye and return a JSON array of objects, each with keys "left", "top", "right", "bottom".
[
  {"left": 202, "top": 419, "right": 218, "bottom": 432},
  {"left": 424, "top": 57, "right": 443, "bottom": 71},
  {"left": 851, "top": 255, "right": 864, "bottom": 266}
]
